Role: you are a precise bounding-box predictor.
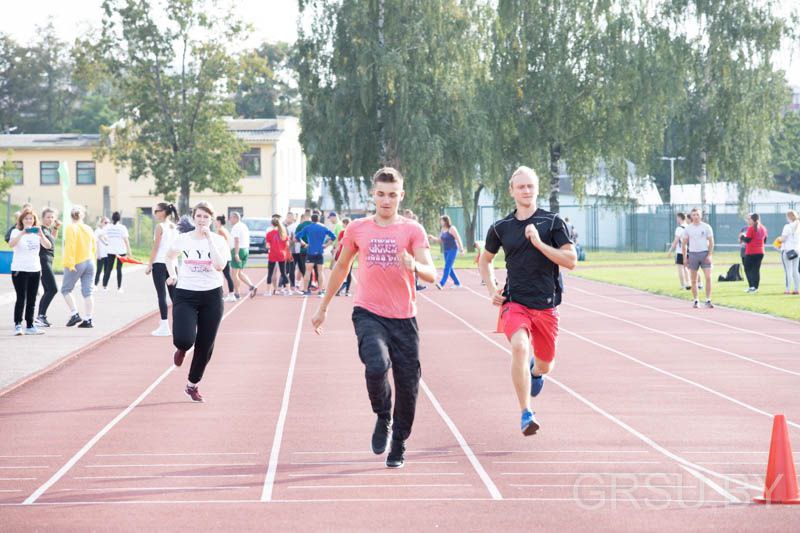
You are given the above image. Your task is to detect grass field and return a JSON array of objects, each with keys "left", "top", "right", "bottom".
[{"left": 569, "top": 250, "right": 798, "bottom": 321}]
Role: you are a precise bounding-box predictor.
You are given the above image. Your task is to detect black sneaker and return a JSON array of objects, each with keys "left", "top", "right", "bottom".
[
  {"left": 185, "top": 385, "right": 204, "bottom": 402},
  {"left": 35, "top": 315, "right": 51, "bottom": 328},
  {"left": 371, "top": 415, "right": 391, "bottom": 455},
  {"left": 386, "top": 439, "right": 406, "bottom": 468},
  {"left": 66, "top": 313, "right": 82, "bottom": 327},
  {"left": 77, "top": 319, "right": 93, "bottom": 328}
]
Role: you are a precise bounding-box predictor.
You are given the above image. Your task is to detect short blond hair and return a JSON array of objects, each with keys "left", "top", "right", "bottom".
[{"left": 509, "top": 166, "right": 538, "bottom": 187}]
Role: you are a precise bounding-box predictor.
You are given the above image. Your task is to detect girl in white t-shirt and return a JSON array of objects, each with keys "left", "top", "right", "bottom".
[
  {"left": 102, "top": 211, "right": 132, "bottom": 292},
  {"left": 166, "top": 201, "right": 229, "bottom": 403},
  {"left": 778, "top": 209, "right": 800, "bottom": 294},
  {"left": 93, "top": 218, "right": 110, "bottom": 286},
  {"left": 147, "top": 202, "right": 179, "bottom": 336},
  {"left": 9, "top": 209, "right": 52, "bottom": 335}
]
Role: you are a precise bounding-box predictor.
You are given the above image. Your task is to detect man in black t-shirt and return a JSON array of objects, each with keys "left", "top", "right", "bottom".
[{"left": 478, "top": 166, "right": 577, "bottom": 436}]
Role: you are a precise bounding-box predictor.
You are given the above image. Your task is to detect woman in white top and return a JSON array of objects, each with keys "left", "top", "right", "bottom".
[
  {"left": 166, "top": 201, "right": 229, "bottom": 402},
  {"left": 778, "top": 209, "right": 800, "bottom": 294},
  {"left": 102, "top": 211, "right": 132, "bottom": 292},
  {"left": 147, "top": 202, "right": 178, "bottom": 336},
  {"left": 9, "top": 208, "right": 52, "bottom": 335},
  {"left": 93, "top": 217, "right": 110, "bottom": 286}
]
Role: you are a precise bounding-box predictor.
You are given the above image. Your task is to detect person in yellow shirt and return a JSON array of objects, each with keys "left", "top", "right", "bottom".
[{"left": 62, "top": 205, "right": 97, "bottom": 328}]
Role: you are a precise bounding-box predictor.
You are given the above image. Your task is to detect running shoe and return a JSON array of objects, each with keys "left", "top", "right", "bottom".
[
  {"left": 303, "top": 290, "right": 312, "bottom": 296},
  {"left": 416, "top": 284, "right": 427, "bottom": 291},
  {"left": 793, "top": 291, "right": 799, "bottom": 295},
  {"left": 529, "top": 358, "right": 544, "bottom": 397},
  {"left": 66, "top": 313, "right": 82, "bottom": 327},
  {"left": 249, "top": 286, "right": 258, "bottom": 298},
  {"left": 435, "top": 283, "right": 443, "bottom": 290},
  {"left": 704, "top": 300, "right": 714, "bottom": 309},
  {"left": 13, "top": 324, "right": 23, "bottom": 336},
  {"left": 185, "top": 385, "right": 204, "bottom": 402},
  {"left": 385, "top": 439, "right": 406, "bottom": 468},
  {"left": 25, "top": 326, "right": 44, "bottom": 335},
  {"left": 77, "top": 319, "right": 93, "bottom": 328},
  {"left": 174, "top": 349, "right": 187, "bottom": 367},
  {"left": 692, "top": 300, "right": 699, "bottom": 309},
  {"left": 35, "top": 315, "right": 51, "bottom": 328},
  {"left": 521, "top": 409, "right": 540, "bottom": 436},
  {"left": 371, "top": 415, "right": 391, "bottom": 454},
  {"left": 118, "top": 287, "right": 125, "bottom": 294}
]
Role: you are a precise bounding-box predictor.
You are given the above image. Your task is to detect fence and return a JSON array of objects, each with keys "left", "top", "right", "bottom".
[{"left": 445, "top": 202, "right": 798, "bottom": 252}]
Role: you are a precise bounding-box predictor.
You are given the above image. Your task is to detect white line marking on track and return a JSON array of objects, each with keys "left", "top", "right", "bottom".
[
  {"left": 288, "top": 484, "right": 473, "bottom": 489},
  {"left": 0, "top": 466, "right": 48, "bottom": 469},
  {"left": 287, "top": 473, "right": 465, "bottom": 477},
  {"left": 260, "top": 297, "right": 307, "bottom": 502},
  {"left": 21, "top": 280, "right": 266, "bottom": 506},
  {"left": 291, "top": 450, "right": 452, "bottom": 455},
  {"left": 510, "top": 484, "right": 696, "bottom": 489},
  {"left": 696, "top": 462, "right": 766, "bottom": 465},
  {"left": 493, "top": 461, "right": 661, "bottom": 465},
  {"left": 0, "top": 455, "right": 61, "bottom": 458},
  {"left": 482, "top": 450, "right": 649, "bottom": 454},
  {"left": 427, "top": 289, "right": 758, "bottom": 498},
  {"left": 0, "top": 489, "right": 22, "bottom": 492},
  {"left": 74, "top": 474, "right": 256, "bottom": 480},
  {"left": 565, "top": 301, "right": 800, "bottom": 377},
  {"left": 56, "top": 486, "right": 249, "bottom": 492},
  {"left": 289, "top": 460, "right": 458, "bottom": 465},
  {"left": 0, "top": 477, "right": 36, "bottom": 481},
  {"left": 419, "top": 378, "right": 503, "bottom": 500},
  {"left": 95, "top": 452, "right": 259, "bottom": 457},
  {"left": 86, "top": 463, "right": 258, "bottom": 468},
  {"left": 679, "top": 465, "right": 741, "bottom": 503},
  {"left": 501, "top": 472, "right": 694, "bottom": 476}
]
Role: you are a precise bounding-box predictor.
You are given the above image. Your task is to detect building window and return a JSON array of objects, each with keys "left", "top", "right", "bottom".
[
  {"left": 76, "top": 161, "right": 96, "bottom": 185},
  {"left": 5, "top": 161, "right": 23, "bottom": 185},
  {"left": 40, "top": 161, "right": 59, "bottom": 185},
  {"left": 239, "top": 147, "right": 261, "bottom": 177}
]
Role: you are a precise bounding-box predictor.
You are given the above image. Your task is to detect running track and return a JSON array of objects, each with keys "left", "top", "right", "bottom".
[{"left": 1, "top": 268, "right": 799, "bottom": 531}]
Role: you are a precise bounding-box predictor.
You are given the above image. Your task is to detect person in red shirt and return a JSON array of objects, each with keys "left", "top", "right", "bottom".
[
  {"left": 265, "top": 215, "right": 290, "bottom": 295},
  {"left": 740, "top": 213, "right": 768, "bottom": 293},
  {"left": 311, "top": 167, "right": 437, "bottom": 469},
  {"left": 335, "top": 217, "right": 354, "bottom": 296}
]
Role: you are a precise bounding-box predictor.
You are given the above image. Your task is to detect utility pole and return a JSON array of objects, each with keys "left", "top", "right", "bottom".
[{"left": 660, "top": 155, "right": 685, "bottom": 196}]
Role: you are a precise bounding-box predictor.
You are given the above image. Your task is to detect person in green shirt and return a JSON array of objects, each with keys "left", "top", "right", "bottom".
[{"left": 327, "top": 211, "right": 344, "bottom": 270}]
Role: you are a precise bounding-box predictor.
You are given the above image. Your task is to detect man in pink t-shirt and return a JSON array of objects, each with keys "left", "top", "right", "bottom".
[{"left": 311, "top": 167, "right": 437, "bottom": 469}]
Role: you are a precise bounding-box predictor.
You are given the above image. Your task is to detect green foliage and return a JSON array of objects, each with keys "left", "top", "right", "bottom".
[
  {"left": 235, "top": 42, "right": 299, "bottom": 118},
  {"left": 0, "top": 153, "right": 14, "bottom": 198},
  {"left": 91, "top": 0, "right": 248, "bottom": 214},
  {"left": 772, "top": 110, "right": 800, "bottom": 193}
]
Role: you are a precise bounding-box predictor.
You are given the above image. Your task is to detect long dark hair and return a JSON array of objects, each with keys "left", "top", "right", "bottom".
[
  {"left": 751, "top": 213, "right": 760, "bottom": 232},
  {"left": 156, "top": 202, "right": 178, "bottom": 221},
  {"left": 111, "top": 211, "right": 121, "bottom": 224}
]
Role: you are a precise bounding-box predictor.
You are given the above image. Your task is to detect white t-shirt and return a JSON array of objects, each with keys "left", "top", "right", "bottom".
[
  {"left": 170, "top": 232, "right": 229, "bottom": 291},
  {"left": 674, "top": 224, "right": 686, "bottom": 255},
  {"left": 105, "top": 223, "right": 129, "bottom": 255},
  {"left": 683, "top": 222, "right": 713, "bottom": 253},
  {"left": 94, "top": 227, "right": 108, "bottom": 258},
  {"left": 154, "top": 222, "right": 176, "bottom": 264},
  {"left": 230, "top": 222, "right": 250, "bottom": 250},
  {"left": 781, "top": 222, "right": 799, "bottom": 252},
  {"left": 10, "top": 229, "right": 42, "bottom": 272},
  {"left": 288, "top": 222, "right": 300, "bottom": 253}
]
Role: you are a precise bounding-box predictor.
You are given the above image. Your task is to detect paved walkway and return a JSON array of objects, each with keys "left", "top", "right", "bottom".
[{"left": 0, "top": 264, "right": 161, "bottom": 392}]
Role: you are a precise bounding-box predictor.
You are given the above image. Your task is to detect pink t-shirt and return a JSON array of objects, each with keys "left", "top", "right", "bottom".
[{"left": 342, "top": 216, "right": 429, "bottom": 319}]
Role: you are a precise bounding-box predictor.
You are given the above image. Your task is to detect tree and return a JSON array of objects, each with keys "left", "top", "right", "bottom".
[
  {"left": 235, "top": 42, "right": 299, "bottom": 118},
  {"left": 772, "top": 110, "right": 800, "bottom": 193},
  {"left": 92, "top": 0, "right": 248, "bottom": 214},
  {"left": 0, "top": 154, "right": 15, "bottom": 199}
]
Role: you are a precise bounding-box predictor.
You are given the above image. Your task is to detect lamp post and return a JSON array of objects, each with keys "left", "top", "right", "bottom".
[{"left": 660, "top": 155, "right": 685, "bottom": 193}]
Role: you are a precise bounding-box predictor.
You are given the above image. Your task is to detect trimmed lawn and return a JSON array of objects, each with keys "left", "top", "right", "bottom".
[{"left": 569, "top": 251, "right": 798, "bottom": 321}]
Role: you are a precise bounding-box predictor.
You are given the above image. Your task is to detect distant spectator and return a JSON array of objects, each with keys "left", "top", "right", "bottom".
[
  {"left": 667, "top": 212, "right": 690, "bottom": 290},
  {"left": 740, "top": 213, "right": 768, "bottom": 293},
  {"left": 778, "top": 209, "right": 800, "bottom": 294},
  {"left": 428, "top": 215, "right": 464, "bottom": 289},
  {"left": 35, "top": 208, "right": 61, "bottom": 328},
  {"left": 9, "top": 208, "right": 51, "bottom": 335}
]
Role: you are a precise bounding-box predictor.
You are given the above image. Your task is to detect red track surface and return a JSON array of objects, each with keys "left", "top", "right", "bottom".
[{"left": 2, "top": 269, "right": 799, "bottom": 531}]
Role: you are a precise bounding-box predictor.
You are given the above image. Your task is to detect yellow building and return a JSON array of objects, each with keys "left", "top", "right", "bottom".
[{"left": 0, "top": 117, "right": 307, "bottom": 221}]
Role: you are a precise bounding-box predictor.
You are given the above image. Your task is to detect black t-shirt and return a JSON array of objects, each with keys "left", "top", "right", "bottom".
[
  {"left": 484, "top": 208, "right": 573, "bottom": 310},
  {"left": 39, "top": 226, "right": 55, "bottom": 259}
]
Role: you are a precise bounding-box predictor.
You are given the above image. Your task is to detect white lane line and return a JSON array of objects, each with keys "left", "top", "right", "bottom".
[
  {"left": 291, "top": 450, "right": 452, "bottom": 455},
  {"left": 95, "top": 452, "right": 259, "bottom": 457},
  {"left": 86, "top": 463, "right": 258, "bottom": 468},
  {"left": 493, "top": 461, "right": 661, "bottom": 465},
  {"left": 501, "top": 472, "right": 691, "bottom": 476},
  {"left": 570, "top": 283, "right": 800, "bottom": 344},
  {"left": 0, "top": 477, "right": 37, "bottom": 481},
  {"left": 565, "top": 301, "right": 800, "bottom": 377},
  {"left": 74, "top": 474, "right": 256, "bottom": 480},
  {"left": 289, "top": 461, "right": 458, "bottom": 465},
  {"left": 0, "top": 489, "right": 22, "bottom": 493},
  {"left": 560, "top": 326, "right": 800, "bottom": 430},
  {"left": 260, "top": 297, "right": 307, "bottom": 502},
  {"left": 482, "top": 450, "right": 649, "bottom": 454},
  {"left": 288, "top": 484, "right": 473, "bottom": 489},
  {"left": 680, "top": 451, "right": 798, "bottom": 455},
  {"left": 419, "top": 378, "right": 503, "bottom": 500},
  {"left": 0, "top": 455, "right": 61, "bottom": 458},
  {"left": 679, "top": 465, "right": 741, "bottom": 503},
  {"left": 428, "top": 289, "right": 756, "bottom": 498},
  {"left": 511, "top": 484, "right": 696, "bottom": 489},
  {"left": 0, "top": 466, "right": 48, "bottom": 470},
  {"left": 287, "top": 473, "right": 465, "bottom": 477},
  {"left": 695, "top": 462, "right": 766, "bottom": 465},
  {"left": 56, "top": 486, "right": 249, "bottom": 492},
  {"left": 22, "top": 281, "right": 265, "bottom": 506}
]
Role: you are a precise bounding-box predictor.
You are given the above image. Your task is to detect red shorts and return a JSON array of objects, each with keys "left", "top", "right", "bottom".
[{"left": 501, "top": 302, "right": 559, "bottom": 363}]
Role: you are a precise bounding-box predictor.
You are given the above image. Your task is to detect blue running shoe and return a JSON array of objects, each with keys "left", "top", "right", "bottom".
[
  {"left": 520, "top": 409, "right": 540, "bottom": 436},
  {"left": 530, "top": 357, "right": 545, "bottom": 397}
]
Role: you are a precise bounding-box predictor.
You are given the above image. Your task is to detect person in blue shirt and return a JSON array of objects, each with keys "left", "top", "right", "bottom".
[{"left": 296, "top": 213, "right": 336, "bottom": 295}]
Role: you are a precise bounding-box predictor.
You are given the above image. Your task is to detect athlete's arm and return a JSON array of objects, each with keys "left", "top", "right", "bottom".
[
  {"left": 707, "top": 235, "right": 714, "bottom": 257},
  {"left": 450, "top": 226, "right": 465, "bottom": 253},
  {"left": 165, "top": 249, "right": 179, "bottom": 285},
  {"left": 526, "top": 224, "right": 577, "bottom": 270},
  {"left": 311, "top": 245, "right": 357, "bottom": 334},
  {"left": 667, "top": 234, "right": 679, "bottom": 255},
  {"left": 478, "top": 250, "right": 504, "bottom": 305},
  {"left": 147, "top": 224, "right": 163, "bottom": 274},
  {"left": 410, "top": 246, "right": 436, "bottom": 284}
]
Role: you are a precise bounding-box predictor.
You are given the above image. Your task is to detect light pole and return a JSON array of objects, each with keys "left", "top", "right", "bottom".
[{"left": 660, "top": 155, "right": 685, "bottom": 192}]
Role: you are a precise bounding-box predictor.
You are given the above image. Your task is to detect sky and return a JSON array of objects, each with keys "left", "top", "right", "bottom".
[{"left": 0, "top": 0, "right": 798, "bottom": 86}]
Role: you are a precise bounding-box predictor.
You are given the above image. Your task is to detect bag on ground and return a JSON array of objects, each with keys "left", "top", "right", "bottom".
[{"left": 718, "top": 263, "right": 743, "bottom": 282}]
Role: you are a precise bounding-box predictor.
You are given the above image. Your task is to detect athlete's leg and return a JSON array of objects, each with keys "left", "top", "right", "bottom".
[
  {"left": 509, "top": 328, "right": 532, "bottom": 411},
  {"left": 387, "top": 317, "right": 421, "bottom": 441}
]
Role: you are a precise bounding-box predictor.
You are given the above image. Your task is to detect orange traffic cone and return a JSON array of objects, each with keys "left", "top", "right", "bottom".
[{"left": 754, "top": 414, "right": 800, "bottom": 504}]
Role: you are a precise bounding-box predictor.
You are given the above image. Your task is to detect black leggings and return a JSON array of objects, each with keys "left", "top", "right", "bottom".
[
  {"left": 151, "top": 263, "right": 176, "bottom": 320},
  {"left": 172, "top": 287, "right": 224, "bottom": 384},
  {"left": 12, "top": 271, "right": 40, "bottom": 328},
  {"left": 94, "top": 257, "right": 107, "bottom": 285},
  {"left": 743, "top": 253, "right": 764, "bottom": 289},
  {"left": 267, "top": 261, "right": 288, "bottom": 285},
  {"left": 222, "top": 262, "right": 234, "bottom": 292},
  {"left": 103, "top": 254, "right": 125, "bottom": 289},
  {"left": 38, "top": 255, "right": 58, "bottom": 317},
  {"left": 283, "top": 259, "right": 295, "bottom": 287},
  {"left": 293, "top": 253, "right": 306, "bottom": 278}
]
